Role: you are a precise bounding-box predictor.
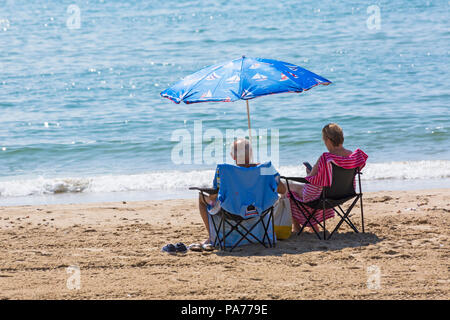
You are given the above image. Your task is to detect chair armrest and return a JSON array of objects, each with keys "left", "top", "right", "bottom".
[
  {"left": 189, "top": 187, "right": 219, "bottom": 195},
  {"left": 280, "top": 176, "right": 310, "bottom": 184}
]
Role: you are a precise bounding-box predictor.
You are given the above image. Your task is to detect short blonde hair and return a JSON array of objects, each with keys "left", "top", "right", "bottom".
[{"left": 322, "top": 123, "right": 344, "bottom": 147}]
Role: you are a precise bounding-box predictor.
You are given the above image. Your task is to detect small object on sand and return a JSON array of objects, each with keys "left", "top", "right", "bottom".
[
  {"left": 201, "top": 243, "right": 214, "bottom": 252},
  {"left": 188, "top": 243, "right": 202, "bottom": 252},
  {"left": 174, "top": 242, "right": 187, "bottom": 254},
  {"left": 161, "top": 244, "right": 177, "bottom": 255}
]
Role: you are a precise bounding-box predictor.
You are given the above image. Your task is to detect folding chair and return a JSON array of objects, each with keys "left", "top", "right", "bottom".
[
  {"left": 281, "top": 163, "right": 364, "bottom": 240},
  {"left": 190, "top": 162, "right": 279, "bottom": 252}
]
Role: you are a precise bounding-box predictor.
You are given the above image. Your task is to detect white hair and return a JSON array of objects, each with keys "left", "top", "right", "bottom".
[{"left": 230, "top": 138, "right": 253, "bottom": 165}]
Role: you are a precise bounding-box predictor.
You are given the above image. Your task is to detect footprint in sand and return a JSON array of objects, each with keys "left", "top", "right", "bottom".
[
  {"left": 370, "top": 196, "right": 393, "bottom": 203},
  {"left": 383, "top": 249, "right": 398, "bottom": 255}
]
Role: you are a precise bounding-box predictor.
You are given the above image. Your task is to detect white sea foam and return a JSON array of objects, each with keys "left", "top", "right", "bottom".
[
  {"left": 280, "top": 160, "right": 450, "bottom": 181},
  {"left": 0, "top": 160, "right": 449, "bottom": 198}
]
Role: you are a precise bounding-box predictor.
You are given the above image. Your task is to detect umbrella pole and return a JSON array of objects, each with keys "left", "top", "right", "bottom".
[{"left": 246, "top": 100, "right": 252, "bottom": 144}]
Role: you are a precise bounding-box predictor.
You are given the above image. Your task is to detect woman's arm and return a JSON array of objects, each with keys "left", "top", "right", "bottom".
[{"left": 307, "top": 158, "right": 320, "bottom": 177}]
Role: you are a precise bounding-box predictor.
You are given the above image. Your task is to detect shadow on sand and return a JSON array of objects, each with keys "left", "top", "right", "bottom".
[{"left": 214, "top": 231, "right": 382, "bottom": 257}]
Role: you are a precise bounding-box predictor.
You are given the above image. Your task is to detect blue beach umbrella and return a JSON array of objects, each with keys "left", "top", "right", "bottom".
[{"left": 160, "top": 56, "right": 331, "bottom": 141}]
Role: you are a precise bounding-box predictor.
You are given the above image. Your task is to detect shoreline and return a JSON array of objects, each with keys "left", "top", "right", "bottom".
[
  {"left": 1, "top": 159, "right": 449, "bottom": 207},
  {"left": 0, "top": 188, "right": 449, "bottom": 299},
  {"left": 1, "top": 178, "right": 450, "bottom": 207}
]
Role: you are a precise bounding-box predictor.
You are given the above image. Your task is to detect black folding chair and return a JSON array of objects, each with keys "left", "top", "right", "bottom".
[
  {"left": 189, "top": 187, "right": 275, "bottom": 252},
  {"left": 281, "top": 163, "right": 364, "bottom": 240}
]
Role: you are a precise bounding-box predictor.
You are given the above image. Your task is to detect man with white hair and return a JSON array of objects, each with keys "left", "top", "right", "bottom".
[
  {"left": 192, "top": 138, "right": 285, "bottom": 251},
  {"left": 231, "top": 138, "right": 253, "bottom": 165}
]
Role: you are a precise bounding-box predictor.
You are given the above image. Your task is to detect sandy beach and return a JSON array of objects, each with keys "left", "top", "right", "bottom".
[{"left": 0, "top": 189, "right": 448, "bottom": 300}]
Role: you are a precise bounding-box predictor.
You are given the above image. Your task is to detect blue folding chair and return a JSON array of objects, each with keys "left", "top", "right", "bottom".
[{"left": 190, "top": 162, "right": 279, "bottom": 252}]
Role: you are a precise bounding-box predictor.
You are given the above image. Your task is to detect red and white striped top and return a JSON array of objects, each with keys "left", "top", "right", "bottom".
[
  {"left": 303, "top": 148, "right": 368, "bottom": 201},
  {"left": 288, "top": 148, "right": 368, "bottom": 226}
]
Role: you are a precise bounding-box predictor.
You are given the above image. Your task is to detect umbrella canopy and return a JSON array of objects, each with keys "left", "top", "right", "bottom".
[{"left": 160, "top": 56, "right": 331, "bottom": 104}]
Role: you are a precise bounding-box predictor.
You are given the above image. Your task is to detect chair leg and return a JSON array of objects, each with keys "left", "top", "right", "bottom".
[
  {"left": 260, "top": 212, "right": 269, "bottom": 246},
  {"left": 259, "top": 211, "right": 272, "bottom": 248},
  {"left": 328, "top": 197, "right": 359, "bottom": 239},
  {"left": 271, "top": 210, "right": 275, "bottom": 248},
  {"left": 210, "top": 213, "right": 222, "bottom": 250},
  {"left": 229, "top": 220, "right": 262, "bottom": 251},
  {"left": 216, "top": 208, "right": 276, "bottom": 251},
  {"left": 289, "top": 191, "right": 322, "bottom": 239},
  {"left": 222, "top": 214, "right": 227, "bottom": 251},
  {"left": 360, "top": 194, "right": 365, "bottom": 233},
  {"left": 336, "top": 205, "right": 359, "bottom": 233},
  {"left": 323, "top": 201, "right": 326, "bottom": 240},
  {"left": 226, "top": 210, "right": 274, "bottom": 251},
  {"left": 267, "top": 209, "right": 275, "bottom": 248},
  {"left": 298, "top": 207, "right": 322, "bottom": 240},
  {"left": 357, "top": 171, "right": 365, "bottom": 233}
]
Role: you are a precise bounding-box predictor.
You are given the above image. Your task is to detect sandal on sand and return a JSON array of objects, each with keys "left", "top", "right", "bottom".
[
  {"left": 174, "top": 242, "right": 188, "bottom": 254},
  {"left": 161, "top": 244, "right": 177, "bottom": 255},
  {"left": 188, "top": 243, "right": 202, "bottom": 252},
  {"left": 201, "top": 243, "right": 215, "bottom": 252}
]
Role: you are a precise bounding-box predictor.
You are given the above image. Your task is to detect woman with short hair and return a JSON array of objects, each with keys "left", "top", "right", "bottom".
[{"left": 285, "top": 123, "right": 368, "bottom": 233}]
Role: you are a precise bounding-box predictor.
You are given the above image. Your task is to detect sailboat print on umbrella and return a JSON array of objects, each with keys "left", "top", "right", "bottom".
[
  {"left": 206, "top": 72, "right": 220, "bottom": 81},
  {"left": 226, "top": 75, "right": 240, "bottom": 83},
  {"left": 280, "top": 73, "right": 289, "bottom": 81},
  {"left": 160, "top": 56, "right": 331, "bottom": 141},
  {"left": 200, "top": 90, "right": 213, "bottom": 99},
  {"left": 252, "top": 73, "right": 267, "bottom": 81}
]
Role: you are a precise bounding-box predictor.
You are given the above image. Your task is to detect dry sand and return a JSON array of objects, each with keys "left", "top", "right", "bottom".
[{"left": 0, "top": 189, "right": 449, "bottom": 300}]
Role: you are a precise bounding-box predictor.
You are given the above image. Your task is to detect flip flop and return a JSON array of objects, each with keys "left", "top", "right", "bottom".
[
  {"left": 174, "top": 242, "right": 187, "bottom": 254},
  {"left": 161, "top": 243, "right": 177, "bottom": 255},
  {"left": 188, "top": 243, "right": 202, "bottom": 252},
  {"left": 201, "top": 243, "right": 215, "bottom": 252}
]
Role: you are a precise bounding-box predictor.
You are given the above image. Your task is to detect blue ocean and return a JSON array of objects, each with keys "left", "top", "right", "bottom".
[{"left": 0, "top": 0, "right": 449, "bottom": 205}]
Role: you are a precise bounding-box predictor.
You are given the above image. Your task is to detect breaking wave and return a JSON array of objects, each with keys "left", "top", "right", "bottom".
[{"left": 0, "top": 160, "right": 449, "bottom": 198}]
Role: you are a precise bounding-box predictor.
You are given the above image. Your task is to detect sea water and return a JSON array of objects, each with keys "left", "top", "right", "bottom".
[{"left": 0, "top": 0, "right": 449, "bottom": 205}]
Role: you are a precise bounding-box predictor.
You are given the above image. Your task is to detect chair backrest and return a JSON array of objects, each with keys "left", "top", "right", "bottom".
[
  {"left": 216, "top": 162, "right": 279, "bottom": 218},
  {"left": 323, "top": 163, "right": 357, "bottom": 199}
]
